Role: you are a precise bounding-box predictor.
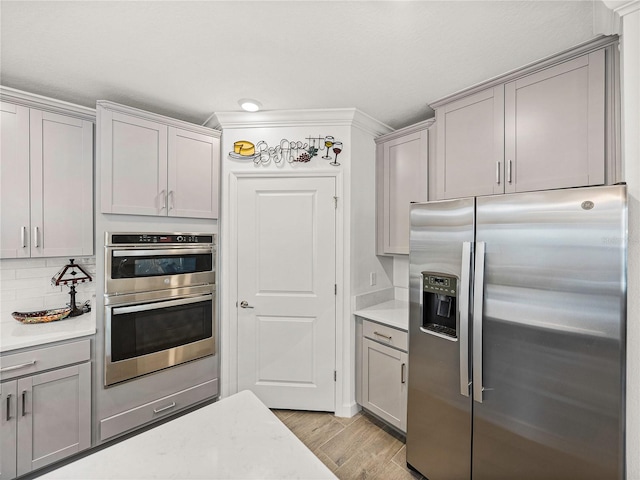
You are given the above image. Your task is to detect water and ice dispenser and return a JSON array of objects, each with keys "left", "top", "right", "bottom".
[{"left": 421, "top": 272, "right": 458, "bottom": 339}]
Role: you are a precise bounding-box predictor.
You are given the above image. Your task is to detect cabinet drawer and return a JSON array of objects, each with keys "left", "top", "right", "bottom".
[
  {"left": 99, "top": 378, "right": 218, "bottom": 441},
  {"left": 362, "top": 321, "right": 408, "bottom": 352},
  {"left": 0, "top": 339, "right": 90, "bottom": 381}
]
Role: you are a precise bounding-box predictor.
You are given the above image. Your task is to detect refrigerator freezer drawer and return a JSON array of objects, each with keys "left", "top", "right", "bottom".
[{"left": 363, "top": 320, "right": 408, "bottom": 351}]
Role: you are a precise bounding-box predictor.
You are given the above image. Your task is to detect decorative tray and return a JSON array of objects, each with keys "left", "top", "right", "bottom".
[{"left": 12, "top": 307, "right": 72, "bottom": 324}]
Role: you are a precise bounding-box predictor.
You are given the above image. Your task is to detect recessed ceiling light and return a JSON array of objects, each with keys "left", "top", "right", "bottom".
[{"left": 238, "top": 99, "right": 262, "bottom": 112}]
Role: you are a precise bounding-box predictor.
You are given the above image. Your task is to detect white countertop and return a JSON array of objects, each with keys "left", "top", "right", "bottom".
[
  {"left": 0, "top": 309, "right": 96, "bottom": 353},
  {"left": 42, "top": 390, "right": 336, "bottom": 480},
  {"left": 353, "top": 299, "right": 409, "bottom": 331}
]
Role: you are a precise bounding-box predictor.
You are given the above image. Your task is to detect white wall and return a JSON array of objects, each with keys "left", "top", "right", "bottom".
[
  {"left": 350, "top": 126, "right": 394, "bottom": 296},
  {"left": 616, "top": 2, "right": 640, "bottom": 478}
]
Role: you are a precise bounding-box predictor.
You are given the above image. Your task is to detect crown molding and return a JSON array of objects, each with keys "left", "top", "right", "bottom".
[
  {"left": 430, "top": 34, "right": 619, "bottom": 109},
  {"left": 375, "top": 118, "right": 435, "bottom": 144},
  {"left": 0, "top": 86, "right": 96, "bottom": 121},
  {"left": 97, "top": 100, "right": 221, "bottom": 137},
  {"left": 602, "top": 0, "right": 639, "bottom": 16},
  {"left": 212, "top": 108, "right": 393, "bottom": 137}
]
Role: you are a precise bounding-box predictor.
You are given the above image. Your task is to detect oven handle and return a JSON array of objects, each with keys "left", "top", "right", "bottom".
[
  {"left": 112, "top": 248, "right": 212, "bottom": 257},
  {"left": 112, "top": 294, "right": 212, "bottom": 315}
]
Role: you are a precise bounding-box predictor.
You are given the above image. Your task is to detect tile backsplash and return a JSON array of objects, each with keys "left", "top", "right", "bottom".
[{"left": 0, "top": 257, "right": 96, "bottom": 324}]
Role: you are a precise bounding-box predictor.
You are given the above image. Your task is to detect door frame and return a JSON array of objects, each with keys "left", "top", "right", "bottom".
[{"left": 223, "top": 171, "right": 345, "bottom": 413}]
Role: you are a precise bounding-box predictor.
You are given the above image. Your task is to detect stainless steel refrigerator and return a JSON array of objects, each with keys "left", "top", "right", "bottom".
[{"left": 406, "top": 185, "right": 626, "bottom": 480}]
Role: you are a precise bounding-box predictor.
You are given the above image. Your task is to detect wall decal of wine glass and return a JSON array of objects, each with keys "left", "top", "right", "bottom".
[
  {"left": 331, "top": 141, "right": 343, "bottom": 166},
  {"left": 322, "top": 136, "right": 335, "bottom": 160}
]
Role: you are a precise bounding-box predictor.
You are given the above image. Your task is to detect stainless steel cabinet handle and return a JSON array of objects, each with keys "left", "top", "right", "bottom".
[
  {"left": 113, "top": 248, "right": 212, "bottom": 257},
  {"left": 113, "top": 294, "right": 212, "bottom": 315},
  {"left": 401, "top": 363, "right": 406, "bottom": 384},
  {"left": 0, "top": 360, "right": 36, "bottom": 373},
  {"left": 5, "top": 394, "right": 11, "bottom": 421},
  {"left": 168, "top": 190, "right": 175, "bottom": 211},
  {"left": 473, "top": 242, "right": 486, "bottom": 404},
  {"left": 374, "top": 331, "right": 392, "bottom": 341},
  {"left": 459, "top": 241, "right": 472, "bottom": 397},
  {"left": 21, "top": 226, "right": 26, "bottom": 248},
  {"left": 33, "top": 227, "right": 39, "bottom": 248},
  {"left": 239, "top": 301, "right": 254, "bottom": 309},
  {"left": 153, "top": 402, "right": 176, "bottom": 414},
  {"left": 496, "top": 161, "right": 501, "bottom": 184},
  {"left": 159, "top": 190, "right": 167, "bottom": 211},
  {"left": 507, "top": 160, "right": 512, "bottom": 184},
  {"left": 21, "top": 390, "right": 26, "bottom": 417}
]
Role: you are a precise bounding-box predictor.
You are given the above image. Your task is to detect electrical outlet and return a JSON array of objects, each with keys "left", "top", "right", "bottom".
[{"left": 369, "top": 272, "right": 376, "bottom": 286}]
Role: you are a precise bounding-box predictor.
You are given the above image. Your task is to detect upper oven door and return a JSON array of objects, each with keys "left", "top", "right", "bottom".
[{"left": 106, "top": 246, "right": 214, "bottom": 295}]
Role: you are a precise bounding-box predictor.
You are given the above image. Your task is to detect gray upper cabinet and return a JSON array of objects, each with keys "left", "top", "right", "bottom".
[
  {"left": 504, "top": 50, "right": 605, "bottom": 193},
  {"left": 376, "top": 119, "right": 434, "bottom": 255},
  {"left": 435, "top": 87, "right": 504, "bottom": 199},
  {"left": 100, "top": 110, "right": 168, "bottom": 216},
  {"left": 0, "top": 91, "right": 94, "bottom": 259},
  {"left": 99, "top": 101, "right": 220, "bottom": 219},
  {"left": 432, "top": 37, "right": 617, "bottom": 200}
]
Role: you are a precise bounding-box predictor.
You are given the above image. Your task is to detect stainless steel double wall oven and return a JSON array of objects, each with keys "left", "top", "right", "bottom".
[{"left": 104, "top": 233, "right": 216, "bottom": 386}]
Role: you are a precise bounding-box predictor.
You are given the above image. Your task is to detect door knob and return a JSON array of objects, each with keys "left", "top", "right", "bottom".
[{"left": 239, "top": 301, "right": 254, "bottom": 309}]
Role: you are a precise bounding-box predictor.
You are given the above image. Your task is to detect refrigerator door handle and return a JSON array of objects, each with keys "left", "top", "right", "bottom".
[
  {"left": 473, "top": 241, "right": 486, "bottom": 403},
  {"left": 459, "top": 241, "right": 472, "bottom": 397}
]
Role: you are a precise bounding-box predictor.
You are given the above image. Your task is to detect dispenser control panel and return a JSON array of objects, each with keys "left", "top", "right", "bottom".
[{"left": 423, "top": 273, "right": 457, "bottom": 297}]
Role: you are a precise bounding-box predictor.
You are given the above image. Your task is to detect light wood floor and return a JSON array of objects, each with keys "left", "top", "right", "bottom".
[{"left": 272, "top": 409, "right": 424, "bottom": 480}]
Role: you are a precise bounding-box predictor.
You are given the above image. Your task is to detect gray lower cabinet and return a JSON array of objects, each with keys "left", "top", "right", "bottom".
[
  {"left": 0, "top": 341, "right": 91, "bottom": 480},
  {"left": 358, "top": 319, "right": 408, "bottom": 432}
]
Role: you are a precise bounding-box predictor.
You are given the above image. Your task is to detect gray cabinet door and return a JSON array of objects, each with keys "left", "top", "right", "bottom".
[
  {"left": 30, "top": 110, "right": 94, "bottom": 257},
  {"left": 167, "top": 127, "right": 220, "bottom": 219},
  {"left": 504, "top": 50, "right": 605, "bottom": 193},
  {"left": 435, "top": 86, "right": 505, "bottom": 199},
  {"left": 100, "top": 108, "right": 168, "bottom": 216},
  {"left": 361, "top": 338, "right": 408, "bottom": 431},
  {"left": 16, "top": 362, "right": 91, "bottom": 477},
  {"left": 0, "top": 103, "right": 30, "bottom": 259},
  {"left": 0, "top": 381, "right": 17, "bottom": 480},
  {"left": 377, "top": 129, "right": 428, "bottom": 254}
]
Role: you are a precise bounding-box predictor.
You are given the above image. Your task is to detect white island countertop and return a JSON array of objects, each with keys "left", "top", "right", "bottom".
[
  {"left": 42, "top": 390, "right": 336, "bottom": 480},
  {"left": 353, "top": 299, "right": 409, "bottom": 331}
]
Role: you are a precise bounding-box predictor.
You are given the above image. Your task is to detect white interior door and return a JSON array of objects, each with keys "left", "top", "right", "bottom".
[{"left": 237, "top": 176, "right": 336, "bottom": 411}]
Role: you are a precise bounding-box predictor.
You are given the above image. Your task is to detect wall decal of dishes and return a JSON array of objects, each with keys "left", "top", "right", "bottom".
[{"left": 229, "top": 136, "right": 343, "bottom": 166}]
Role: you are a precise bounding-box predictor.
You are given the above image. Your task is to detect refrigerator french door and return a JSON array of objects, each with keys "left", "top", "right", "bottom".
[{"left": 406, "top": 185, "right": 626, "bottom": 480}]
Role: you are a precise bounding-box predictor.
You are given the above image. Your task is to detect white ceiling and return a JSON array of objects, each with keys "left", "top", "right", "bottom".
[{"left": 1, "top": 1, "right": 598, "bottom": 130}]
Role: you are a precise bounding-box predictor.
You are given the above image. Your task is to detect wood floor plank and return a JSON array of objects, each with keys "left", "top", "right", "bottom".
[
  {"left": 319, "top": 415, "right": 388, "bottom": 467},
  {"left": 333, "top": 411, "right": 363, "bottom": 427},
  {"left": 274, "top": 408, "right": 423, "bottom": 480},
  {"left": 280, "top": 411, "right": 332, "bottom": 436},
  {"left": 271, "top": 409, "right": 296, "bottom": 421},
  {"left": 301, "top": 418, "right": 346, "bottom": 452},
  {"left": 333, "top": 427, "right": 404, "bottom": 479}
]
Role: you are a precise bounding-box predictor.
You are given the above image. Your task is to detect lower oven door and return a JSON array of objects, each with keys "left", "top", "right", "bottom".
[{"left": 105, "top": 288, "right": 215, "bottom": 386}]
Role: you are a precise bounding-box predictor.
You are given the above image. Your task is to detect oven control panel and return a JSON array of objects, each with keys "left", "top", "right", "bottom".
[{"left": 109, "top": 233, "right": 214, "bottom": 245}]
